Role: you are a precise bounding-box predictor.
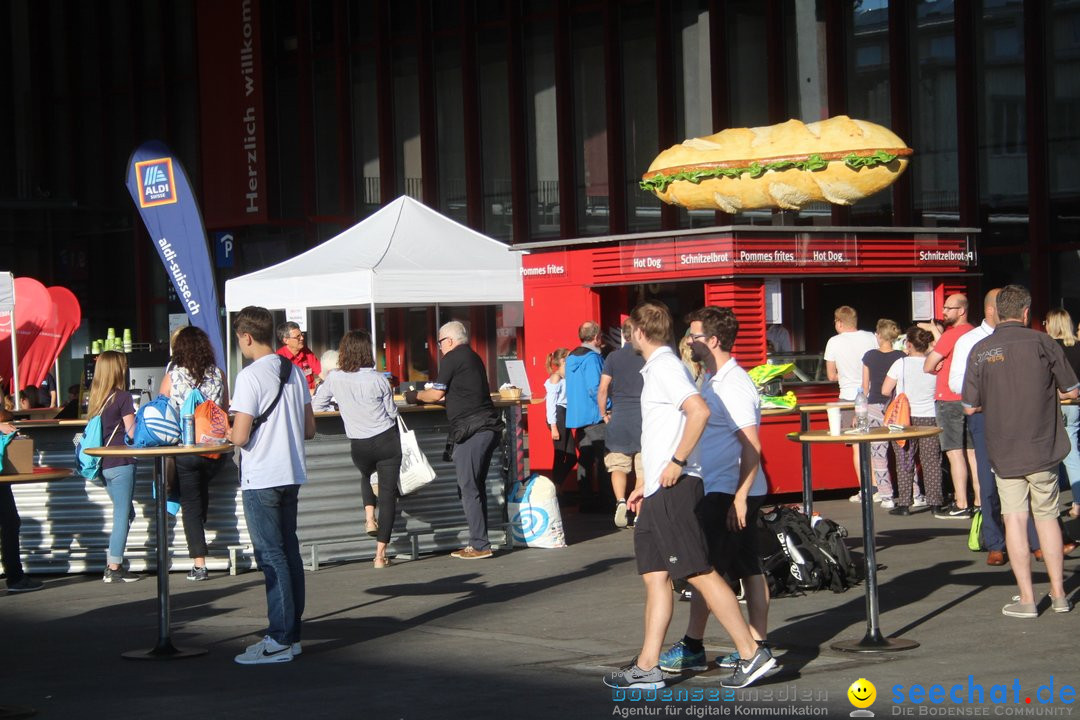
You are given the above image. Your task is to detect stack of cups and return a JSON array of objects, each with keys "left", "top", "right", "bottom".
[{"left": 123, "top": 328, "right": 133, "bottom": 353}]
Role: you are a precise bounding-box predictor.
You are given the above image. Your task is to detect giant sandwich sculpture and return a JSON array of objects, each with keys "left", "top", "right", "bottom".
[{"left": 640, "top": 116, "right": 911, "bottom": 212}]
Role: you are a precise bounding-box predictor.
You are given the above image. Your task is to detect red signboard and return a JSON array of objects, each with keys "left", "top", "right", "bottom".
[{"left": 196, "top": 0, "right": 268, "bottom": 227}]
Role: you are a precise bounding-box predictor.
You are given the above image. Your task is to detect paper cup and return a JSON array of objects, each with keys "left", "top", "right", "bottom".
[{"left": 826, "top": 404, "right": 844, "bottom": 436}]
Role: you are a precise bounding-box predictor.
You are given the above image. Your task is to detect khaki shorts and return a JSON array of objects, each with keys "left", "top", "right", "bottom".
[
  {"left": 604, "top": 451, "right": 643, "bottom": 477},
  {"left": 995, "top": 470, "right": 1060, "bottom": 518}
]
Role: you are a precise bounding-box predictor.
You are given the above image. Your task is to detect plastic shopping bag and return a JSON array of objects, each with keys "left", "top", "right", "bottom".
[{"left": 508, "top": 474, "right": 566, "bottom": 549}]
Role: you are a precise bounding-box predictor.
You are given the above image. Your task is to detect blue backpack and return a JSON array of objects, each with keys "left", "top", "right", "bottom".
[
  {"left": 127, "top": 394, "right": 181, "bottom": 448},
  {"left": 74, "top": 393, "right": 122, "bottom": 481}
]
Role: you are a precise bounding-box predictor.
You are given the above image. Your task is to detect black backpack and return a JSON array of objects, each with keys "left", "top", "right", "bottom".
[
  {"left": 758, "top": 506, "right": 861, "bottom": 595},
  {"left": 812, "top": 517, "right": 863, "bottom": 592}
]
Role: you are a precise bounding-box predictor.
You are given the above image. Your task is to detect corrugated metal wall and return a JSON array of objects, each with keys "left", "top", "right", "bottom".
[{"left": 14, "top": 407, "right": 518, "bottom": 574}]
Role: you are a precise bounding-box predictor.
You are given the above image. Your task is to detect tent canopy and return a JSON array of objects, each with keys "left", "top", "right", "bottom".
[{"left": 224, "top": 197, "right": 523, "bottom": 311}]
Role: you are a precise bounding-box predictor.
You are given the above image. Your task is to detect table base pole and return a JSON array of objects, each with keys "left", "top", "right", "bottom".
[
  {"left": 122, "top": 641, "right": 207, "bottom": 661},
  {"left": 831, "top": 634, "right": 919, "bottom": 653}
]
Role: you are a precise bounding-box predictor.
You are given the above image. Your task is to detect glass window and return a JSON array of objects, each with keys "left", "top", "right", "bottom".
[
  {"left": 405, "top": 307, "right": 434, "bottom": 382},
  {"left": 976, "top": 0, "right": 1027, "bottom": 248},
  {"left": 351, "top": 51, "right": 381, "bottom": 217},
  {"left": 621, "top": 1, "right": 660, "bottom": 233},
  {"left": 725, "top": 2, "right": 769, "bottom": 128},
  {"left": 524, "top": 19, "right": 560, "bottom": 238},
  {"left": 478, "top": 28, "right": 513, "bottom": 240},
  {"left": 847, "top": 0, "right": 893, "bottom": 223},
  {"left": 313, "top": 56, "right": 343, "bottom": 216},
  {"left": 1048, "top": 0, "right": 1080, "bottom": 200},
  {"left": 271, "top": 61, "right": 303, "bottom": 218},
  {"left": 672, "top": 0, "right": 715, "bottom": 229},
  {"left": 393, "top": 43, "right": 422, "bottom": 200},
  {"left": 911, "top": 0, "right": 959, "bottom": 225},
  {"left": 436, "top": 36, "right": 467, "bottom": 223},
  {"left": 349, "top": 0, "right": 377, "bottom": 45},
  {"left": 572, "top": 12, "right": 607, "bottom": 236}
]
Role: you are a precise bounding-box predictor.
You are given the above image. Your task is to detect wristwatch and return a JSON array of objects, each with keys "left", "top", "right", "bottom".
[{"left": 670, "top": 456, "right": 687, "bottom": 467}]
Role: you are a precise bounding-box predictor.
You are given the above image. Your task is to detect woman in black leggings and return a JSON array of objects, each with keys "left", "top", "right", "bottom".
[{"left": 313, "top": 330, "right": 400, "bottom": 568}]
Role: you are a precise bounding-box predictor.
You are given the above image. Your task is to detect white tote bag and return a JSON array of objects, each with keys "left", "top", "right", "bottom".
[
  {"left": 508, "top": 474, "right": 567, "bottom": 549},
  {"left": 395, "top": 415, "right": 437, "bottom": 495}
]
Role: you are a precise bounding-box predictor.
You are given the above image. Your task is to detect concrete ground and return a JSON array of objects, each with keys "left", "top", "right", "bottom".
[{"left": 3, "top": 492, "right": 1079, "bottom": 720}]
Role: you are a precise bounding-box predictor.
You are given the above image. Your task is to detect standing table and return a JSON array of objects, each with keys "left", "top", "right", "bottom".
[
  {"left": 786, "top": 425, "right": 941, "bottom": 653},
  {"left": 83, "top": 443, "right": 232, "bottom": 660},
  {"left": 793, "top": 402, "right": 853, "bottom": 516}
]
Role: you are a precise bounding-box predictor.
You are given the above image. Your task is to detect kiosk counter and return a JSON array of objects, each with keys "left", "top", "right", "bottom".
[
  {"left": 516, "top": 224, "right": 979, "bottom": 494},
  {"left": 10, "top": 399, "right": 525, "bottom": 574}
]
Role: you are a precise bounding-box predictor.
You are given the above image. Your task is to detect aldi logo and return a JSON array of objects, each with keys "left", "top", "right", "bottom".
[{"left": 135, "top": 157, "right": 178, "bottom": 207}]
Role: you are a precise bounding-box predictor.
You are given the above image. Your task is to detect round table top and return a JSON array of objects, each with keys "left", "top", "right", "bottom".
[
  {"left": 787, "top": 426, "right": 942, "bottom": 444},
  {"left": 0, "top": 467, "right": 73, "bottom": 484},
  {"left": 83, "top": 443, "right": 233, "bottom": 458},
  {"left": 12, "top": 418, "right": 88, "bottom": 429},
  {"left": 797, "top": 401, "right": 855, "bottom": 413}
]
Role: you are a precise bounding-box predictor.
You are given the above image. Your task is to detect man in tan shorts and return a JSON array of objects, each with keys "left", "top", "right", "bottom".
[{"left": 963, "top": 285, "right": 1078, "bottom": 618}]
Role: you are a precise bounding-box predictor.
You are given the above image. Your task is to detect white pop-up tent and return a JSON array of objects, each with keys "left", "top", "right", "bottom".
[{"left": 224, "top": 196, "right": 523, "bottom": 360}]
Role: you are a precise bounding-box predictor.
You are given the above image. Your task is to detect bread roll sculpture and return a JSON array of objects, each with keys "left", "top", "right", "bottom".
[{"left": 640, "top": 116, "right": 912, "bottom": 212}]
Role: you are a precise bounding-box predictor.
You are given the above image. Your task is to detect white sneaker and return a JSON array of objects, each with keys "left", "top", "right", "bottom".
[
  {"left": 849, "top": 492, "right": 882, "bottom": 503},
  {"left": 913, "top": 496, "right": 928, "bottom": 508},
  {"left": 235, "top": 636, "right": 293, "bottom": 665},
  {"left": 880, "top": 497, "right": 895, "bottom": 510},
  {"left": 292, "top": 642, "right": 302, "bottom": 656}
]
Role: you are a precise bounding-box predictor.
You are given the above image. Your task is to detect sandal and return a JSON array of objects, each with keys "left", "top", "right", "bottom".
[
  {"left": 373, "top": 556, "right": 392, "bottom": 569},
  {"left": 366, "top": 519, "right": 378, "bottom": 537}
]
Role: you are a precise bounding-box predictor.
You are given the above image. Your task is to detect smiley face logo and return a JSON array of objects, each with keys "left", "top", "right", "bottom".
[{"left": 848, "top": 678, "right": 877, "bottom": 709}]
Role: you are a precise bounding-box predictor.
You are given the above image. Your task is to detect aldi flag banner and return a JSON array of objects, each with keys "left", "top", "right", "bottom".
[{"left": 125, "top": 141, "right": 225, "bottom": 367}]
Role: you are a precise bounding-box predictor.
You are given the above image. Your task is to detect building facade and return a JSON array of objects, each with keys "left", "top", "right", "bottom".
[{"left": 2, "top": 0, "right": 1079, "bottom": 369}]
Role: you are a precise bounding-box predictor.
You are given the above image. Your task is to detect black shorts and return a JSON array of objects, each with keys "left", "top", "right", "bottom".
[
  {"left": 696, "top": 492, "right": 766, "bottom": 580},
  {"left": 634, "top": 475, "right": 712, "bottom": 581}
]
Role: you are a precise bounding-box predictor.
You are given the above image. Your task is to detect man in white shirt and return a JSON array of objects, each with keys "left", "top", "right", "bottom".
[
  {"left": 602, "top": 302, "right": 774, "bottom": 693},
  {"left": 658, "top": 306, "right": 771, "bottom": 675},
  {"left": 823, "top": 305, "right": 877, "bottom": 500},
  {"left": 949, "top": 290, "right": 1004, "bottom": 562},
  {"left": 229, "top": 306, "right": 316, "bottom": 665}
]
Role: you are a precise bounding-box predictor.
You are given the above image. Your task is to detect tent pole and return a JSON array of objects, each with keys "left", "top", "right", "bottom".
[
  {"left": 53, "top": 357, "right": 61, "bottom": 407},
  {"left": 434, "top": 303, "right": 440, "bottom": 372},
  {"left": 370, "top": 302, "right": 377, "bottom": 370},
  {"left": 9, "top": 283, "right": 20, "bottom": 400}
]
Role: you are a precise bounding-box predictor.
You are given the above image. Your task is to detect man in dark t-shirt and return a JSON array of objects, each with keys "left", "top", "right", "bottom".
[
  {"left": 407, "top": 321, "right": 502, "bottom": 560},
  {"left": 597, "top": 320, "right": 644, "bottom": 528}
]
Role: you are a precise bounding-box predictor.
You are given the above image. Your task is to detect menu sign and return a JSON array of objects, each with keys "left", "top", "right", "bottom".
[
  {"left": 734, "top": 236, "right": 856, "bottom": 267},
  {"left": 913, "top": 237, "right": 977, "bottom": 266}
]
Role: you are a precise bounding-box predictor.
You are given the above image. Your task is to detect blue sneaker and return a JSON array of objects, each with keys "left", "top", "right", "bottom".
[
  {"left": 716, "top": 651, "right": 741, "bottom": 669},
  {"left": 659, "top": 640, "right": 708, "bottom": 672}
]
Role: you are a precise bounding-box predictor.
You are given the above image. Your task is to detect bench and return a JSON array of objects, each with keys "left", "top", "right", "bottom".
[{"left": 302, "top": 523, "right": 516, "bottom": 571}]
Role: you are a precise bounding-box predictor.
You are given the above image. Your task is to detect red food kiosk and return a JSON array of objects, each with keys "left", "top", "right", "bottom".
[{"left": 516, "top": 224, "right": 978, "bottom": 494}]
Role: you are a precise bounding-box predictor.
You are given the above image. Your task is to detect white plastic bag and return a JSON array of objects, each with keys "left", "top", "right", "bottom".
[
  {"left": 378, "top": 415, "right": 436, "bottom": 495},
  {"left": 508, "top": 474, "right": 566, "bottom": 549}
]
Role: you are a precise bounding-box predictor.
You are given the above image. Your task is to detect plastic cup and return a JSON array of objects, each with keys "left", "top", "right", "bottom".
[{"left": 826, "top": 403, "right": 844, "bottom": 436}]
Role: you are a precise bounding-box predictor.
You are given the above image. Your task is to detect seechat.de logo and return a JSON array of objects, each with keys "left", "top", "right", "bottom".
[{"left": 135, "top": 157, "right": 178, "bottom": 207}]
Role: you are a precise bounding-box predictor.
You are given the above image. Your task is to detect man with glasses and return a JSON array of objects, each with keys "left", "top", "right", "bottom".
[
  {"left": 921, "top": 293, "right": 977, "bottom": 519},
  {"left": 276, "top": 321, "right": 322, "bottom": 394},
  {"left": 406, "top": 321, "right": 503, "bottom": 559}
]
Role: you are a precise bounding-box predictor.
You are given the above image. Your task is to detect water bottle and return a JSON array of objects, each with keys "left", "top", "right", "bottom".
[
  {"left": 182, "top": 414, "right": 195, "bottom": 446},
  {"left": 854, "top": 388, "right": 869, "bottom": 433}
]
